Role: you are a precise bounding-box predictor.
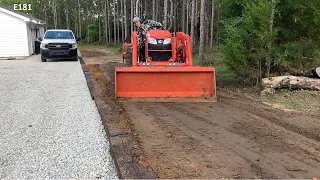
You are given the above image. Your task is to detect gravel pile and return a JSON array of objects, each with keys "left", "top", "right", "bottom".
[{"left": 0, "top": 56, "right": 118, "bottom": 179}]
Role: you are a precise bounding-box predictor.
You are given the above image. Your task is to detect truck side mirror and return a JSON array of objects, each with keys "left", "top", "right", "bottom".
[{"left": 38, "top": 37, "right": 43, "bottom": 41}]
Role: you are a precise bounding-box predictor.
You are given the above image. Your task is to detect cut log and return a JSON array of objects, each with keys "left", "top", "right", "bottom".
[
  {"left": 261, "top": 76, "right": 320, "bottom": 95},
  {"left": 312, "top": 67, "right": 320, "bottom": 78}
]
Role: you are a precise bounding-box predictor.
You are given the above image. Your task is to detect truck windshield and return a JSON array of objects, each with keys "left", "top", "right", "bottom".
[{"left": 44, "top": 31, "right": 74, "bottom": 39}]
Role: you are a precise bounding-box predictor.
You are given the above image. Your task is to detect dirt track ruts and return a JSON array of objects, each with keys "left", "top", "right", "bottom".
[{"left": 81, "top": 49, "right": 320, "bottom": 179}]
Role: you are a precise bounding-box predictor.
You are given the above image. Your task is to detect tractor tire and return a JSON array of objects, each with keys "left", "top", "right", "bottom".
[{"left": 125, "top": 45, "right": 133, "bottom": 66}]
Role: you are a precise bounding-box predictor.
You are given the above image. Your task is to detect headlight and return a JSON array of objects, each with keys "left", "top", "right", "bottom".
[
  {"left": 148, "top": 37, "right": 157, "bottom": 45},
  {"left": 71, "top": 43, "right": 77, "bottom": 49},
  {"left": 40, "top": 43, "right": 47, "bottom": 49},
  {"left": 163, "top": 38, "right": 171, "bottom": 44}
]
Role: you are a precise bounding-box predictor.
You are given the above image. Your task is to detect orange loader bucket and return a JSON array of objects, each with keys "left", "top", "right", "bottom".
[{"left": 115, "top": 66, "right": 216, "bottom": 98}]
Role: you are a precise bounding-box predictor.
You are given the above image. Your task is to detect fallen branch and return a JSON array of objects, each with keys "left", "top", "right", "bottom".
[{"left": 261, "top": 76, "right": 320, "bottom": 95}]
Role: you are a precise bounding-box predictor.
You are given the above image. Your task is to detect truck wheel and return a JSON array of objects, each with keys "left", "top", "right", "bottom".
[
  {"left": 41, "top": 56, "right": 46, "bottom": 62},
  {"left": 125, "top": 45, "right": 133, "bottom": 66}
]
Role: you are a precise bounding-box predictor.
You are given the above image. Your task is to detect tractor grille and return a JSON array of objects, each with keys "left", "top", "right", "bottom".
[
  {"left": 148, "top": 43, "right": 172, "bottom": 61},
  {"left": 47, "top": 43, "right": 70, "bottom": 51},
  {"left": 148, "top": 44, "right": 171, "bottom": 50},
  {"left": 148, "top": 51, "right": 171, "bottom": 61}
]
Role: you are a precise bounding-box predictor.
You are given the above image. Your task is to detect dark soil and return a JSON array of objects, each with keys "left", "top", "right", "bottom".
[{"left": 80, "top": 49, "right": 320, "bottom": 179}]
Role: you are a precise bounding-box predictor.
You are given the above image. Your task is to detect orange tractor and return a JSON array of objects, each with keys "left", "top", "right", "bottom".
[{"left": 115, "top": 1, "right": 216, "bottom": 99}]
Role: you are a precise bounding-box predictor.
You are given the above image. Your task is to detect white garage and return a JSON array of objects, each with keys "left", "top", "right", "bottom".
[{"left": 0, "top": 5, "right": 45, "bottom": 58}]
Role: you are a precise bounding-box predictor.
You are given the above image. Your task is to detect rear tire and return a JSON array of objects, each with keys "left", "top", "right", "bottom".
[{"left": 125, "top": 45, "right": 133, "bottom": 66}]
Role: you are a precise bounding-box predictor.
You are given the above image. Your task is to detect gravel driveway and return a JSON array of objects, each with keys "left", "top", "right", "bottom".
[{"left": 0, "top": 56, "right": 118, "bottom": 179}]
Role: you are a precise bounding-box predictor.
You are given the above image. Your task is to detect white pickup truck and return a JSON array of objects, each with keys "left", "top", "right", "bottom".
[{"left": 38, "top": 29, "right": 80, "bottom": 62}]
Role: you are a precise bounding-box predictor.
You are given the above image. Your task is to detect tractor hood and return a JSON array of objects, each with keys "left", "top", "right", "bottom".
[{"left": 146, "top": 30, "right": 172, "bottom": 39}]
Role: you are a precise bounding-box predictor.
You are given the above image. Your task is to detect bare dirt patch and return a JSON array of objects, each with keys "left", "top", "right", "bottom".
[
  {"left": 80, "top": 49, "right": 122, "bottom": 64},
  {"left": 80, "top": 49, "right": 320, "bottom": 179}
]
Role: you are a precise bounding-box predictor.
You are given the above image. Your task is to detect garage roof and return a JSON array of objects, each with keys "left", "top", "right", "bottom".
[{"left": 0, "top": 4, "right": 45, "bottom": 24}]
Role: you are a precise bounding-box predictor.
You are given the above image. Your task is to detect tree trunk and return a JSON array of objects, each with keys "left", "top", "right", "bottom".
[
  {"left": 58, "top": 4, "right": 61, "bottom": 29},
  {"left": 156, "top": 0, "right": 160, "bottom": 21},
  {"left": 257, "top": 59, "right": 262, "bottom": 86},
  {"left": 65, "top": 3, "right": 70, "bottom": 29},
  {"left": 261, "top": 76, "right": 320, "bottom": 95},
  {"left": 52, "top": 0, "right": 57, "bottom": 29},
  {"left": 108, "top": 0, "right": 111, "bottom": 43},
  {"left": 98, "top": 16, "right": 101, "bottom": 43},
  {"left": 86, "top": 5, "right": 90, "bottom": 43},
  {"left": 266, "top": 0, "right": 276, "bottom": 78},
  {"left": 198, "top": 0, "right": 205, "bottom": 65},
  {"left": 44, "top": 4, "right": 47, "bottom": 30},
  {"left": 196, "top": 0, "right": 198, "bottom": 20},
  {"left": 186, "top": 0, "right": 189, "bottom": 35},
  {"left": 152, "top": 0, "right": 156, "bottom": 19},
  {"left": 210, "top": 0, "right": 215, "bottom": 49},
  {"left": 78, "top": 0, "right": 81, "bottom": 38},
  {"left": 163, "top": 0, "right": 167, "bottom": 29},
  {"left": 144, "top": 0, "right": 147, "bottom": 18},
  {"left": 173, "top": 0, "right": 177, "bottom": 32},
  {"left": 139, "top": 0, "right": 142, "bottom": 17},
  {"left": 114, "top": 1, "right": 117, "bottom": 44},
  {"left": 182, "top": 0, "right": 186, "bottom": 32},
  {"left": 121, "top": 0, "right": 124, "bottom": 42},
  {"left": 104, "top": 0, "right": 109, "bottom": 43},
  {"left": 167, "top": 0, "right": 173, "bottom": 31},
  {"left": 74, "top": 8, "right": 77, "bottom": 35},
  {"left": 216, "top": 3, "right": 219, "bottom": 45},
  {"left": 117, "top": 0, "right": 120, "bottom": 44},
  {"left": 124, "top": 0, "right": 128, "bottom": 41},
  {"left": 204, "top": 1, "right": 209, "bottom": 49},
  {"left": 98, "top": 0, "right": 101, "bottom": 44},
  {"left": 191, "top": 0, "right": 196, "bottom": 48},
  {"left": 131, "top": 0, "right": 133, "bottom": 33},
  {"left": 194, "top": 0, "right": 199, "bottom": 46}
]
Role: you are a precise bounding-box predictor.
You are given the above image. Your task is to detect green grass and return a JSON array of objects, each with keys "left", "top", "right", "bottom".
[
  {"left": 192, "top": 49, "right": 242, "bottom": 87},
  {"left": 264, "top": 90, "right": 320, "bottom": 111},
  {"left": 280, "top": 99, "right": 309, "bottom": 109},
  {"left": 78, "top": 43, "right": 122, "bottom": 53}
]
